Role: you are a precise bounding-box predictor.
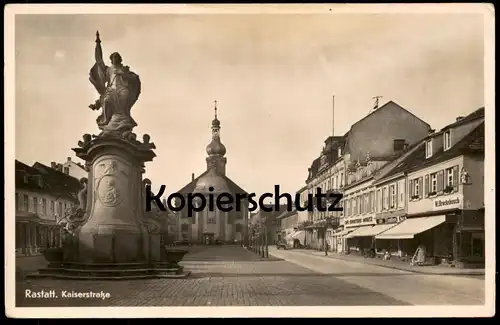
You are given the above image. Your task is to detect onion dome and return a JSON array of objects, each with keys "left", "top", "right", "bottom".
[{"left": 206, "top": 139, "right": 226, "bottom": 156}]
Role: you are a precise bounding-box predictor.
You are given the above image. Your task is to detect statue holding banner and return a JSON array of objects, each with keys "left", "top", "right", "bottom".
[{"left": 88, "top": 31, "right": 142, "bottom": 139}]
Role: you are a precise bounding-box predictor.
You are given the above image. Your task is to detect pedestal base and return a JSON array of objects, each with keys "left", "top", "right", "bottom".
[{"left": 26, "top": 262, "right": 191, "bottom": 280}]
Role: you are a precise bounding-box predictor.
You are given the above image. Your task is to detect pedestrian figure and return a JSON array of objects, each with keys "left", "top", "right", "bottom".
[{"left": 325, "top": 242, "right": 329, "bottom": 256}]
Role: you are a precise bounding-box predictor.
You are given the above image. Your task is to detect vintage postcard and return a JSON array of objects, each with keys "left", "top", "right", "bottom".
[{"left": 4, "top": 3, "right": 495, "bottom": 318}]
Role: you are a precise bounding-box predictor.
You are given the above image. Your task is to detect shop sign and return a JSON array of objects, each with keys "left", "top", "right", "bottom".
[
  {"left": 376, "top": 216, "right": 402, "bottom": 224},
  {"left": 432, "top": 194, "right": 463, "bottom": 211},
  {"left": 345, "top": 215, "right": 376, "bottom": 227}
]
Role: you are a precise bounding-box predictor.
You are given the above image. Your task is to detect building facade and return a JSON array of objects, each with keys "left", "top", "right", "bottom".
[
  {"left": 175, "top": 106, "right": 250, "bottom": 245},
  {"left": 305, "top": 100, "right": 431, "bottom": 251},
  {"left": 376, "top": 109, "right": 485, "bottom": 267},
  {"left": 15, "top": 160, "right": 81, "bottom": 257}
]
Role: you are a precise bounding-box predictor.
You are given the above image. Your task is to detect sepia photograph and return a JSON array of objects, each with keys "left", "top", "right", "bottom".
[{"left": 4, "top": 3, "right": 495, "bottom": 318}]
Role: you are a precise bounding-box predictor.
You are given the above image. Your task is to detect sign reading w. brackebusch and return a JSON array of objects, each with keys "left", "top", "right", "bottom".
[{"left": 432, "top": 194, "right": 463, "bottom": 211}]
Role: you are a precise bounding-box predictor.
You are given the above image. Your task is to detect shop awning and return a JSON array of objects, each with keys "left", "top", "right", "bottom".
[
  {"left": 291, "top": 230, "right": 305, "bottom": 244},
  {"left": 344, "top": 226, "right": 373, "bottom": 239},
  {"left": 375, "top": 215, "right": 447, "bottom": 240},
  {"left": 333, "top": 228, "right": 355, "bottom": 237},
  {"left": 346, "top": 223, "right": 399, "bottom": 238}
]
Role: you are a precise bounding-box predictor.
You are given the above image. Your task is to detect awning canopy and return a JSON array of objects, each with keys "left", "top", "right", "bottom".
[
  {"left": 291, "top": 230, "right": 306, "bottom": 244},
  {"left": 284, "top": 232, "right": 294, "bottom": 240},
  {"left": 344, "top": 226, "right": 373, "bottom": 239},
  {"left": 347, "top": 223, "right": 399, "bottom": 238},
  {"left": 333, "top": 228, "right": 355, "bottom": 237},
  {"left": 375, "top": 215, "right": 447, "bottom": 240}
]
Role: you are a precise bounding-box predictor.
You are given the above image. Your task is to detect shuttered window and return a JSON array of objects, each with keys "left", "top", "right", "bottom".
[{"left": 452, "top": 166, "right": 459, "bottom": 191}]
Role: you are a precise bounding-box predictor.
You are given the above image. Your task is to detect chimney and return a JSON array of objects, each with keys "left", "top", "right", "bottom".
[
  {"left": 51, "top": 162, "right": 56, "bottom": 169},
  {"left": 191, "top": 173, "right": 195, "bottom": 182},
  {"left": 56, "top": 164, "right": 63, "bottom": 172},
  {"left": 456, "top": 116, "right": 464, "bottom": 122},
  {"left": 393, "top": 139, "right": 406, "bottom": 152},
  {"left": 67, "top": 157, "right": 71, "bottom": 162}
]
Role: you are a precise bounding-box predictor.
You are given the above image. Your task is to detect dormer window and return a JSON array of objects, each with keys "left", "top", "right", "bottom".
[
  {"left": 425, "top": 140, "right": 433, "bottom": 158},
  {"left": 338, "top": 147, "right": 342, "bottom": 157},
  {"left": 444, "top": 130, "right": 451, "bottom": 151}
]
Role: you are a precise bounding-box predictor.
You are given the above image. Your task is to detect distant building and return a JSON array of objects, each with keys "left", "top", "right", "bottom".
[
  {"left": 50, "top": 157, "right": 88, "bottom": 180},
  {"left": 305, "top": 100, "right": 431, "bottom": 251},
  {"left": 250, "top": 204, "right": 289, "bottom": 245},
  {"left": 15, "top": 160, "right": 80, "bottom": 257},
  {"left": 175, "top": 105, "right": 250, "bottom": 245}
]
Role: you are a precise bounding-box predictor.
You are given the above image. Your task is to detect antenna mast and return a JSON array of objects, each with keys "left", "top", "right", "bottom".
[{"left": 372, "top": 96, "right": 383, "bottom": 112}]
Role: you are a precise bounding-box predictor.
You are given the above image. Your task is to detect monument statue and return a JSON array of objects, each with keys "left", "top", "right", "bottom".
[
  {"left": 89, "top": 31, "right": 141, "bottom": 139},
  {"left": 56, "top": 178, "right": 88, "bottom": 235}
]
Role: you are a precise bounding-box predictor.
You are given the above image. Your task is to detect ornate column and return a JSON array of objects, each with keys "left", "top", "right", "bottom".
[{"left": 72, "top": 135, "right": 156, "bottom": 264}]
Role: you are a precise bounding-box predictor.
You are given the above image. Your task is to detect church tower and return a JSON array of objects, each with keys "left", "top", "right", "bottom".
[{"left": 205, "top": 100, "right": 227, "bottom": 175}]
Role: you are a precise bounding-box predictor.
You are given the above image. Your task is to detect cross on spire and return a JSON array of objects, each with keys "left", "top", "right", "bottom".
[{"left": 214, "top": 100, "right": 218, "bottom": 119}]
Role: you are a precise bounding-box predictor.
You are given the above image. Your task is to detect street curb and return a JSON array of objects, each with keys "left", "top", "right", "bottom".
[
  {"left": 244, "top": 247, "right": 284, "bottom": 261},
  {"left": 274, "top": 250, "right": 484, "bottom": 276}
]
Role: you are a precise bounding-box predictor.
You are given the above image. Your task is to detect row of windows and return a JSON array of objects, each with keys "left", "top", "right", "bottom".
[
  {"left": 15, "top": 193, "right": 72, "bottom": 217},
  {"left": 409, "top": 165, "right": 459, "bottom": 199},
  {"left": 311, "top": 172, "right": 345, "bottom": 197},
  {"left": 426, "top": 130, "right": 452, "bottom": 159},
  {"left": 344, "top": 191, "right": 376, "bottom": 217}
]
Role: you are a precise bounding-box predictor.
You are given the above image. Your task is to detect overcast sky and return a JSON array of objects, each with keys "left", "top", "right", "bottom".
[{"left": 15, "top": 12, "right": 484, "bottom": 200}]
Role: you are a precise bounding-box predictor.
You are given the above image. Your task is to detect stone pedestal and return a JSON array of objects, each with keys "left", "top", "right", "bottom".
[{"left": 72, "top": 136, "right": 156, "bottom": 264}]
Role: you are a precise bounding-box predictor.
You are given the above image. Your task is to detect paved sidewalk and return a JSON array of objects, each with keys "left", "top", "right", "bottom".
[{"left": 284, "top": 249, "right": 485, "bottom": 276}]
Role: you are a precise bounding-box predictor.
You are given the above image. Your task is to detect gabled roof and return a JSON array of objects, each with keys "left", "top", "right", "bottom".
[
  {"left": 440, "top": 107, "right": 485, "bottom": 132},
  {"left": 376, "top": 120, "right": 484, "bottom": 182},
  {"left": 176, "top": 169, "right": 248, "bottom": 195},
  {"left": 376, "top": 142, "right": 427, "bottom": 182},
  {"left": 407, "top": 121, "right": 484, "bottom": 173},
  {"left": 351, "top": 100, "right": 431, "bottom": 130},
  {"left": 16, "top": 160, "right": 81, "bottom": 202}
]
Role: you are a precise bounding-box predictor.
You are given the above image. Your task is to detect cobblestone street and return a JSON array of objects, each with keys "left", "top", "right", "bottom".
[{"left": 17, "top": 246, "right": 410, "bottom": 307}]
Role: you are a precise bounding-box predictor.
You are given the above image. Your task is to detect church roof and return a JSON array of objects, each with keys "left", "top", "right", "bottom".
[
  {"left": 176, "top": 170, "right": 248, "bottom": 195},
  {"left": 193, "top": 168, "right": 231, "bottom": 194}
]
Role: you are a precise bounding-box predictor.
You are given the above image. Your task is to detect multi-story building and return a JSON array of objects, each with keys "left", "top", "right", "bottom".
[
  {"left": 375, "top": 108, "right": 485, "bottom": 268},
  {"left": 15, "top": 160, "right": 80, "bottom": 258},
  {"left": 296, "top": 185, "right": 309, "bottom": 224},
  {"left": 305, "top": 136, "right": 345, "bottom": 250},
  {"left": 340, "top": 141, "right": 425, "bottom": 254},
  {"left": 250, "top": 204, "right": 289, "bottom": 245},
  {"left": 305, "top": 100, "right": 431, "bottom": 251},
  {"left": 175, "top": 106, "right": 250, "bottom": 245},
  {"left": 276, "top": 208, "right": 302, "bottom": 247}
]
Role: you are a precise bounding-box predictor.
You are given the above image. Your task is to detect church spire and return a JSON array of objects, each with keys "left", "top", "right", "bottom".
[
  {"left": 206, "top": 100, "right": 227, "bottom": 175},
  {"left": 206, "top": 100, "right": 226, "bottom": 156},
  {"left": 211, "top": 100, "right": 221, "bottom": 140}
]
